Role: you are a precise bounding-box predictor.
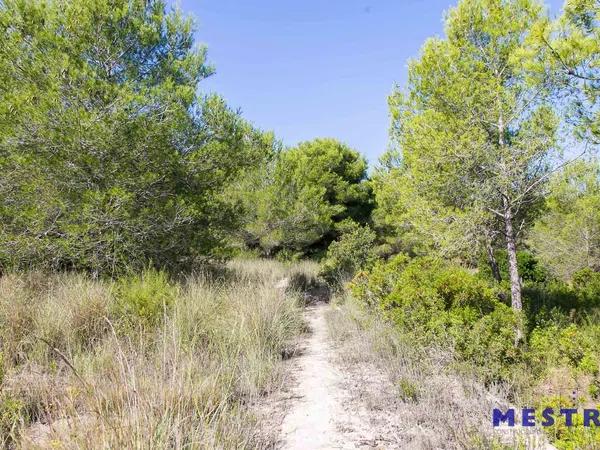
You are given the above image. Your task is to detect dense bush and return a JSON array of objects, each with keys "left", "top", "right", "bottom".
[
  {"left": 479, "top": 249, "right": 549, "bottom": 285},
  {"left": 239, "top": 138, "right": 374, "bottom": 257},
  {"left": 352, "top": 252, "right": 600, "bottom": 423},
  {"left": 350, "top": 253, "right": 411, "bottom": 307},
  {"left": 529, "top": 324, "right": 599, "bottom": 377},
  {"left": 319, "top": 221, "right": 376, "bottom": 286},
  {"left": 351, "top": 256, "right": 521, "bottom": 382},
  {"left": 461, "top": 304, "right": 524, "bottom": 382},
  {"left": 573, "top": 268, "right": 600, "bottom": 306},
  {"left": 535, "top": 395, "right": 600, "bottom": 449},
  {"left": 523, "top": 267, "right": 600, "bottom": 331}
]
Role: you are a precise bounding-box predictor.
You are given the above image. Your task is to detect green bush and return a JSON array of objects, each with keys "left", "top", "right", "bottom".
[
  {"left": 352, "top": 256, "right": 524, "bottom": 382},
  {"left": 524, "top": 268, "right": 600, "bottom": 330},
  {"left": 275, "top": 248, "right": 303, "bottom": 263},
  {"left": 114, "top": 269, "right": 178, "bottom": 327},
  {"left": 537, "top": 396, "right": 600, "bottom": 449},
  {"left": 396, "top": 377, "right": 419, "bottom": 402},
  {"left": 479, "top": 250, "right": 549, "bottom": 284},
  {"left": 524, "top": 281, "right": 577, "bottom": 328},
  {"left": 349, "top": 253, "right": 411, "bottom": 306},
  {"left": 462, "top": 303, "right": 523, "bottom": 382},
  {"left": 319, "top": 221, "right": 376, "bottom": 286},
  {"left": 377, "top": 257, "right": 499, "bottom": 337},
  {"left": 0, "top": 395, "right": 24, "bottom": 447},
  {"left": 529, "top": 324, "right": 600, "bottom": 376},
  {"left": 573, "top": 268, "right": 600, "bottom": 306}
]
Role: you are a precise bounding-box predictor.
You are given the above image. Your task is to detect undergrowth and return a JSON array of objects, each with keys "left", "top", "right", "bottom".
[{"left": 0, "top": 259, "right": 315, "bottom": 449}]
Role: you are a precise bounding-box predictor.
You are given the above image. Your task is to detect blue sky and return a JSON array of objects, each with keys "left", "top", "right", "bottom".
[{"left": 174, "top": 0, "right": 564, "bottom": 163}]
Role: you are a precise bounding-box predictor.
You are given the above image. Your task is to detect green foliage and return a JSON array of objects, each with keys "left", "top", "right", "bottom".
[
  {"left": 462, "top": 303, "right": 524, "bottom": 382},
  {"left": 0, "top": 0, "right": 273, "bottom": 275},
  {"left": 479, "top": 250, "right": 549, "bottom": 285},
  {"left": 378, "top": 258, "right": 498, "bottom": 327},
  {"left": 537, "top": 396, "right": 600, "bottom": 449},
  {"left": 319, "top": 221, "right": 376, "bottom": 286},
  {"left": 240, "top": 138, "right": 373, "bottom": 257},
  {"left": 573, "top": 268, "right": 600, "bottom": 304},
  {"left": 540, "top": 0, "right": 600, "bottom": 145},
  {"left": 377, "top": 0, "right": 562, "bottom": 311},
  {"left": 528, "top": 159, "right": 600, "bottom": 281},
  {"left": 114, "top": 269, "right": 178, "bottom": 326},
  {"left": 396, "top": 377, "right": 419, "bottom": 402},
  {"left": 355, "top": 252, "right": 600, "bottom": 388},
  {"left": 522, "top": 267, "right": 600, "bottom": 329},
  {"left": 529, "top": 324, "right": 600, "bottom": 376},
  {"left": 352, "top": 255, "right": 521, "bottom": 382},
  {"left": 350, "top": 253, "right": 411, "bottom": 307},
  {"left": 0, "top": 395, "right": 23, "bottom": 447}
]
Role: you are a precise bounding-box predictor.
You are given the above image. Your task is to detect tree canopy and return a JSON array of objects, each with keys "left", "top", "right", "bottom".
[
  {"left": 378, "top": 0, "right": 563, "bottom": 312},
  {"left": 240, "top": 138, "right": 373, "bottom": 257},
  {"left": 0, "top": 0, "right": 273, "bottom": 274},
  {"left": 540, "top": 0, "right": 599, "bottom": 144},
  {"left": 529, "top": 159, "right": 600, "bottom": 280}
]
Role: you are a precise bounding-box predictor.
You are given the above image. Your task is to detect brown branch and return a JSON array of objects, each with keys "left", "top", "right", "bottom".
[{"left": 541, "top": 35, "right": 600, "bottom": 82}]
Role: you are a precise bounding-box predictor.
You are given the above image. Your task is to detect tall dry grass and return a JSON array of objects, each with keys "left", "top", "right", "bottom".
[
  {"left": 325, "top": 294, "right": 550, "bottom": 450},
  {"left": 0, "top": 259, "right": 316, "bottom": 449}
]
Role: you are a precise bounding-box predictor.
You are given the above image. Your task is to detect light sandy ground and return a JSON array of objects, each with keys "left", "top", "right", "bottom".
[
  {"left": 275, "top": 303, "right": 402, "bottom": 449},
  {"left": 257, "top": 301, "right": 557, "bottom": 450}
]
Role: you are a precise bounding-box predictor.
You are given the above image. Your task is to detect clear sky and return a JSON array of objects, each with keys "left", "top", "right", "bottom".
[{"left": 173, "top": 0, "right": 564, "bottom": 164}]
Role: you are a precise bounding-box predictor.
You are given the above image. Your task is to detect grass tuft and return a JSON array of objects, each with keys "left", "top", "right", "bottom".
[{"left": 0, "top": 259, "right": 315, "bottom": 448}]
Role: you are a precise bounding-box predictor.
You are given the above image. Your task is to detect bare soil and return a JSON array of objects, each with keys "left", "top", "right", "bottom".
[{"left": 261, "top": 303, "right": 403, "bottom": 449}]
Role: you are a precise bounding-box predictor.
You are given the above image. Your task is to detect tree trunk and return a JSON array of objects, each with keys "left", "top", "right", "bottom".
[
  {"left": 497, "top": 109, "right": 521, "bottom": 309},
  {"left": 486, "top": 241, "right": 502, "bottom": 283},
  {"left": 503, "top": 199, "right": 522, "bottom": 311},
  {"left": 503, "top": 198, "right": 524, "bottom": 345}
]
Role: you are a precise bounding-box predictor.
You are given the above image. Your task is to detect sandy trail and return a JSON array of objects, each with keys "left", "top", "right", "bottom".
[
  {"left": 267, "top": 301, "right": 553, "bottom": 450},
  {"left": 277, "top": 303, "right": 401, "bottom": 449},
  {"left": 279, "top": 303, "right": 342, "bottom": 449}
]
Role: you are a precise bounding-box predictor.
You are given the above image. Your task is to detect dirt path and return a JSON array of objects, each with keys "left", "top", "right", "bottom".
[
  {"left": 262, "top": 300, "right": 554, "bottom": 450},
  {"left": 277, "top": 303, "right": 402, "bottom": 449},
  {"left": 279, "top": 303, "right": 341, "bottom": 449}
]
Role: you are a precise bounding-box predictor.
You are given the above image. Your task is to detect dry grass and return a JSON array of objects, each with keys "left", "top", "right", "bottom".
[
  {"left": 325, "top": 294, "right": 549, "bottom": 450},
  {"left": 0, "top": 259, "right": 316, "bottom": 449}
]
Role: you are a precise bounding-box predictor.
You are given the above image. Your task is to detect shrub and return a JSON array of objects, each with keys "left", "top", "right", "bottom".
[
  {"left": 319, "top": 221, "right": 376, "bottom": 286},
  {"left": 275, "top": 248, "right": 304, "bottom": 263},
  {"left": 349, "top": 253, "right": 410, "bottom": 306},
  {"left": 573, "top": 268, "right": 600, "bottom": 306},
  {"left": 396, "top": 377, "right": 419, "bottom": 402},
  {"left": 462, "top": 303, "right": 523, "bottom": 382},
  {"left": 326, "top": 293, "right": 525, "bottom": 448},
  {"left": 114, "top": 269, "right": 178, "bottom": 327},
  {"left": 524, "top": 281, "right": 577, "bottom": 328},
  {"left": 529, "top": 324, "right": 600, "bottom": 376},
  {"left": 0, "top": 395, "right": 24, "bottom": 447},
  {"left": 524, "top": 269, "right": 600, "bottom": 330},
  {"left": 352, "top": 255, "right": 526, "bottom": 383},
  {"left": 375, "top": 257, "right": 499, "bottom": 341},
  {"left": 479, "top": 250, "right": 549, "bottom": 284},
  {"left": 538, "top": 396, "right": 600, "bottom": 449}
]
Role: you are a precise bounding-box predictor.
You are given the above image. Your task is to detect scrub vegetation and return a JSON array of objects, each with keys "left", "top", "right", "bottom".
[
  {"left": 0, "top": 260, "right": 313, "bottom": 448},
  {"left": 0, "top": 0, "right": 599, "bottom": 448}
]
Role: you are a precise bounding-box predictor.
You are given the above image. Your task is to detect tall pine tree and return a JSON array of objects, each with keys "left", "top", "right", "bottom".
[{"left": 384, "top": 0, "right": 562, "bottom": 323}]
